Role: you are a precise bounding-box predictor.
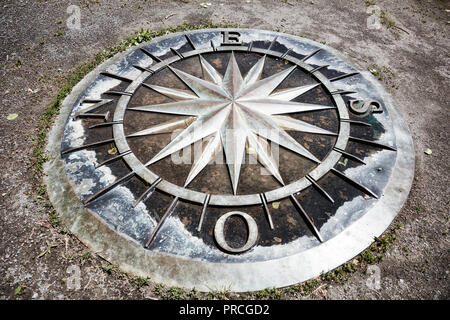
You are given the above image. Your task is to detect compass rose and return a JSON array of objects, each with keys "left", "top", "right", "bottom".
[
  {"left": 128, "top": 52, "right": 335, "bottom": 194},
  {"left": 52, "top": 29, "right": 412, "bottom": 291}
]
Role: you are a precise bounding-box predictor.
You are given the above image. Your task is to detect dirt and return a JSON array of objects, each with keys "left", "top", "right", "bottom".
[{"left": 0, "top": 0, "right": 449, "bottom": 300}]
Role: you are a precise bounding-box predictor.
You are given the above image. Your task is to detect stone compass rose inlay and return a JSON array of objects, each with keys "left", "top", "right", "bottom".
[{"left": 47, "top": 29, "right": 414, "bottom": 291}]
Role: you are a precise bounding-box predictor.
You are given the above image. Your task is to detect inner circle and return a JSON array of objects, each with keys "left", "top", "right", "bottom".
[{"left": 114, "top": 48, "right": 348, "bottom": 205}]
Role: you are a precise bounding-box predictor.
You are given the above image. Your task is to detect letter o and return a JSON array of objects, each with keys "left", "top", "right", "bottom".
[{"left": 214, "top": 211, "right": 258, "bottom": 253}]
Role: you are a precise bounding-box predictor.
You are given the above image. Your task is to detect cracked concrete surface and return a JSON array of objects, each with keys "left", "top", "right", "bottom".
[{"left": 0, "top": 0, "right": 448, "bottom": 299}]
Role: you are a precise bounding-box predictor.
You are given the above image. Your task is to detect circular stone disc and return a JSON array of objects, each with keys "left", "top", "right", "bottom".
[{"left": 45, "top": 28, "right": 414, "bottom": 292}]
